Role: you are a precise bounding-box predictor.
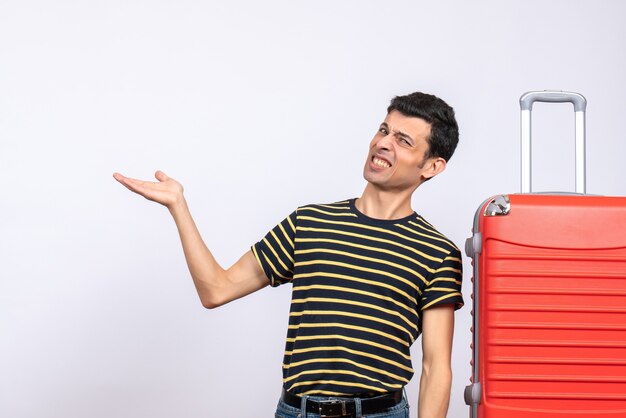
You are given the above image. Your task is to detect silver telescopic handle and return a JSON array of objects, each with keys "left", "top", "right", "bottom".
[{"left": 519, "top": 91, "right": 587, "bottom": 194}]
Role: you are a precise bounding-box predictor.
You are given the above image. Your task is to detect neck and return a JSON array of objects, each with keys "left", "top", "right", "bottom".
[{"left": 355, "top": 184, "right": 415, "bottom": 220}]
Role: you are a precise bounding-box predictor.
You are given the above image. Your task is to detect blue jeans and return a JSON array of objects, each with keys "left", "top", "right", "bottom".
[{"left": 274, "top": 391, "right": 410, "bottom": 418}]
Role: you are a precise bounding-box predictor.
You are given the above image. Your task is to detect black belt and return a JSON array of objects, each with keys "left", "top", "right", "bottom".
[{"left": 281, "top": 388, "right": 403, "bottom": 417}]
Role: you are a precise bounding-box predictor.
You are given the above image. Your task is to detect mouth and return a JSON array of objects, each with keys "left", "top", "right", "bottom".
[{"left": 371, "top": 155, "right": 392, "bottom": 168}]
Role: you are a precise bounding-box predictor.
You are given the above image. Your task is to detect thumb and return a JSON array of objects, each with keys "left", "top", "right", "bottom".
[{"left": 155, "top": 170, "right": 169, "bottom": 182}]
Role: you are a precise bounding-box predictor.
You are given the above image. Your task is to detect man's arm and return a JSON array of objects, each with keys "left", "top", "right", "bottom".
[
  {"left": 418, "top": 304, "right": 455, "bottom": 418},
  {"left": 113, "top": 170, "right": 268, "bottom": 308}
]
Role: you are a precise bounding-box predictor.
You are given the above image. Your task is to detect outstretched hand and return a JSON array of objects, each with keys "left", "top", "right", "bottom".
[{"left": 113, "top": 170, "right": 184, "bottom": 209}]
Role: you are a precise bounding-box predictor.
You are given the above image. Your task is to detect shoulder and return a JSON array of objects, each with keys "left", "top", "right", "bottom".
[
  {"left": 408, "top": 214, "right": 461, "bottom": 257},
  {"left": 296, "top": 199, "right": 355, "bottom": 217},
  {"left": 298, "top": 199, "right": 352, "bottom": 211}
]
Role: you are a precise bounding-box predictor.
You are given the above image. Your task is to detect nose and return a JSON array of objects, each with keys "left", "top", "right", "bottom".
[{"left": 375, "top": 132, "right": 394, "bottom": 151}]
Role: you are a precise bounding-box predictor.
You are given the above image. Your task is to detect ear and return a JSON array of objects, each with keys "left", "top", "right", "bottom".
[{"left": 421, "top": 157, "right": 447, "bottom": 181}]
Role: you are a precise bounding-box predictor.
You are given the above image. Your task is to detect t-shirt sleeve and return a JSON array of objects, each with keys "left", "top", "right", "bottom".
[
  {"left": 251, "top": 210, "right": 297, "bottom": 287},
  {"left": 419, "top": 246, "right": 464, "bottom": 311}
]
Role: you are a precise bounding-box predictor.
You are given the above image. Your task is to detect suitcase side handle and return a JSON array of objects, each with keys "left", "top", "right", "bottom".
[{"left": 519, "top": 90, "right": 587, "bottom": 194}]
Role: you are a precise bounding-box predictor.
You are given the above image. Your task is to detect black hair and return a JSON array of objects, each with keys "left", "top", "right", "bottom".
[{"left": 387, "top": 92, "right": 459, "bottom": 162}]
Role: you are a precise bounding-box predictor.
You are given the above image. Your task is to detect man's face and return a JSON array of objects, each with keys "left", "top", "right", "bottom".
[{"left": 363, "top": 110, "right": 438, "bottom": 192}]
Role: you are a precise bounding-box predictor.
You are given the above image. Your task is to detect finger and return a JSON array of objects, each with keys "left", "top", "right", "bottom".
[
  {"left": 113, "top": 172, "right": 125, "bottom": 182},
  {"left": 113, "top": 172, "right": 135, "bottom": 190},
  {"left": 114, "top": 174, "right": 153, "bottom": 195},
  {"left": 117, "top": 178, "right": 143, "bottom": 194},
  {"left": 121, "top": 175, "right": 150, "bottom": 186},
  {"left": 113, "top": 172, "right": 138, "bottom": 184}
]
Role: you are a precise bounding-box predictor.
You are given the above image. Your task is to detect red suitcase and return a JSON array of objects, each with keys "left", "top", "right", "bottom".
[{"left": 464, "top": 91, "right": 626, "bottom": 417}]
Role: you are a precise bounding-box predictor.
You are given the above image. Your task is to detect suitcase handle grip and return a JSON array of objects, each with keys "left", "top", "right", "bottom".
[
  {"left": 519, "top": 90, "right": 587, "bottom": 194},
  {"left": 520, "top": 91, "right": 587, "bottom": 112}
]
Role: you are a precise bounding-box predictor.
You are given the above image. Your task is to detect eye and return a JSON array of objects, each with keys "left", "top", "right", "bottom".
[
  {"left": 399, "top": 137, "right": 411, "bottom": 146},
  {"left": 378, "top": 127, "right": 388, "bottom": 135}
]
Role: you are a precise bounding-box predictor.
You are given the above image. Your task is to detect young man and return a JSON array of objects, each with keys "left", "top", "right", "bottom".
[{"left": 113, "top": 92, "right": 463, "bottom": 418}]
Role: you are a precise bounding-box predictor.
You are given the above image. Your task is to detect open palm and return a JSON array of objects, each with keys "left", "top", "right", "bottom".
[{"left": 113, "top": 170, "right": 184, "bottom": 209}]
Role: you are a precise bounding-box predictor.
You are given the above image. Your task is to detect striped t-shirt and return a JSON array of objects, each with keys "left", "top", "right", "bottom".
[{"left": 252, "top": 198, "right": 463, "bottom": 396}]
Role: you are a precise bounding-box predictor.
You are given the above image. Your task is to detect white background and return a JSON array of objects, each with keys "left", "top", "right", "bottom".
[{"left": 1, "top": 1, "right": 625, "bottom": 417}]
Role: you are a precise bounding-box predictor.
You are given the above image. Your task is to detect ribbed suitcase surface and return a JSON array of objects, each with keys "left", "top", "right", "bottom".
[{"left": 473, "top": 194, "right": 626, "bottom": 417}]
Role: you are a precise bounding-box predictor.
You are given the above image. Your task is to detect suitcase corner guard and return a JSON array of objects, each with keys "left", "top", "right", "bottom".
[{"left": 483, "top": 194, "right": 510, "bottom": 217}]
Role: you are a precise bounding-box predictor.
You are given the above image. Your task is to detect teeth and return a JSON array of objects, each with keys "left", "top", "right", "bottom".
[{"left": 373, "top": 157, "right": 390, "bottom": 168}]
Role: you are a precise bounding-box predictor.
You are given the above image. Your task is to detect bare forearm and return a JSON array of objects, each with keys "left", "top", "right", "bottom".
[
  {"left": 168, "top": 198, "right": 228, "bottom": 308},
  {"left": 418, "top": 364, "right": 452, "bottom": 418}
]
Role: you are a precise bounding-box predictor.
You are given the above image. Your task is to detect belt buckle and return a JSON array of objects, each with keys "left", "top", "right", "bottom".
[{"left": 318, "top": 399, "right": 348, "bottom": 418}]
